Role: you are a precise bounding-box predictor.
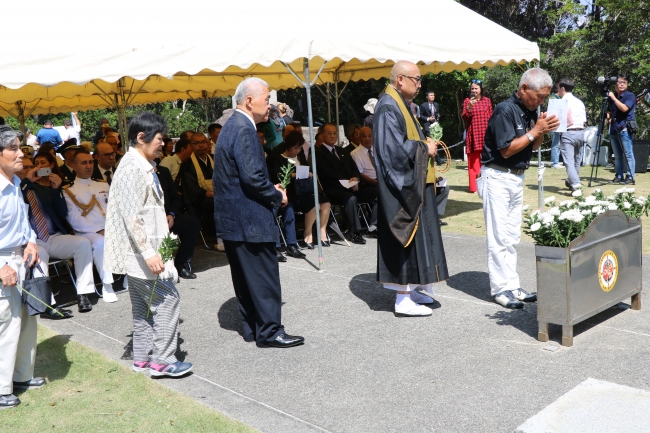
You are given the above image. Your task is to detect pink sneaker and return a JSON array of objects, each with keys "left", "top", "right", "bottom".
[
  {"left": 133, "top": 361, "right": 150, "bottom": 372},
  {"left": 149, "top": 361, "right": 193, "bottom": 377}
]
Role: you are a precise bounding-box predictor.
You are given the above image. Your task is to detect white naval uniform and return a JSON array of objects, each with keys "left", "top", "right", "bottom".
[{"left": 63, "top": 178, "right": 113, "bottom": 287}]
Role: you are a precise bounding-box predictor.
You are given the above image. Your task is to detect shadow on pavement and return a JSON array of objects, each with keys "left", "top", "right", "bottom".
[
  {"left": 446, "top": 271, "right": 492, "bottom": 302},
  {"left": 349, "top": 273, "right": 394, "bottom": 313},
  {"left": 218, "top": 297, "right": 245, "bottom": 338},
  {"left": 485, "top": 308, "right": 538, "bottom": 338}
]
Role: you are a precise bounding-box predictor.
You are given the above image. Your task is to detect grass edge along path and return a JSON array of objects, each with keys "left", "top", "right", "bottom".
[{"left": 0, "top": 325, "right": 258, "bottom": 433}]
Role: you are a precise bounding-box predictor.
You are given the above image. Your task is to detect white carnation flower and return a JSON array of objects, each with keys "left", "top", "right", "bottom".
[
  {"left": 581, "top": 210, "right": 591, "bottom": 216},
  {"left": 594, "top": 188, "right": 602, "bottom": 193},
  {"left": 544, "top": 196, "right": 556, "bottom": 204},
  {"left": 635, "top": 198, "right": 645, "bottom": 205},
  {"left": 592, "top": 206, "right": 604, "bottom": 214},
  {"left": 531, "top": 209, "right": 541, "bottom": 217},
  {"left": 522, "top": 204, "right": 530, "bottom": 211},
  {"left": 608, "top": 203, "right": 618, "bottom": 210},
  {"left": 530, "top": 222, "right": 541, "bottom": 232},
  {"left": 607, "top": 195, "right": 616, "bottom": 200},
  {"left": 559, "top": 200, "right": 574, "bottom": 208},
  {"left": 598, "top": 200, "right": 611, "bottom": 206},
  {"left": 572, "top": 190, "right": 582, "bottom": 197},
  {"left": 541, "top": 213, "right": 555, "bottom": 226},
  {"left": 624, "top": 202, "right": 632, "bottom": 209},
  {"left": 548, "top": 207, "right": 561, "bottom": 216}
]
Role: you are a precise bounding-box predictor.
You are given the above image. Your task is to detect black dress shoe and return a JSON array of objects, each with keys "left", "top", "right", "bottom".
[
  {"left": 13, "top": 377, "right": 46, "bottom": 390},
  {"left": 302, "top": 241, "right": 315, "bottom": 250},
  {"left": 77, "top": 294, "right": 92, "bottom": 313},
  {"left": 276, "top": 250, "right": 287, "bottom": 262},
  {"left": 258, "top": 333, "right": 305, "bottom": 348},
  {"left": 320, "top": 240, "right": 330, "bottom": 247},
  {"left": 177, "top": 263, "right": 197, "bottom": 279},
  {"left": 439, "top": 221, "right": 448, "bottom": 226},
  {"left": 366, "top": 230, "right": 378, "bottom": 238},
  {"left": 349, "top": 233, "right": 366, "bottom": 245},
  {"left": 40, "top": 306, "right": 73, "bottom": 320},
  {"left": 286, "top": 245, "right": 306, "bottom": 259}
]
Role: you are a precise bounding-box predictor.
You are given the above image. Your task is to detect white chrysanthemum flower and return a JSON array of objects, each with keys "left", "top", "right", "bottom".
[
  {"left": 585, "top": 195, "right": 597, "bottom": 203},
  {"left": 531, "top": 209, "right": 541, "bottom": 217},
  {"left": 607, "top": 195, "right": 616, "bottom": 200},
  {"left": 636, "top": 196, "right": 646, "bottom": 202},
  {"left": 615, "top": 188, "right": 625, "bottom": 195},
  {"left": 594, "top": 188, "right": 602, "bottom": 193},
  {"left": 572, "top": 190, "right": 582, "bottom": 197},
  {"left": 608, "top": 203, "right": 618, "bottom": 210},
  {"left": 598, "top": 200, "right": 611, "bottom": 206},
  {"left": 578, "top": 201, "right": 592, "bottom": 207},
  {"left": 541, "top": 213, "right": 555, "bottom": 226},
  {"left": 522, "top": 204, "right": 530, "bottom": 211},
  {"left": 530, "top": 222, "right": 541, "bottom": 232},
  {"left": 544, "top": 196, "right": 556, "bottom": 204},
  {"left": 581, "top": 210, "right": 591, "bottom": 216},
  {"left": 559, "top": 200, "right": 574, "bottom": 208},
  {"left": 624, "top": 202, "right": 632, "bottom": 209},
  {"left": 635, "top": 198, "right": 645, "bottom": 205},
  {"left": 548, "top": 207, "right": 561, "bottom": 216},
  {"left": 592, "top": 206, "right": 604, "bottom": 214}
]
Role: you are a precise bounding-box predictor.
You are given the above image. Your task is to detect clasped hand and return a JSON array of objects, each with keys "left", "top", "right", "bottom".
[{"left": 533, "top": 113, "right": 561, "bottom": 136}]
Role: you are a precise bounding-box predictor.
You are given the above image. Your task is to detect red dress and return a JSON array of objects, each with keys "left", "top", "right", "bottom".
[{"left": 462, "top": 97, "right": 492, "bottom": 192}]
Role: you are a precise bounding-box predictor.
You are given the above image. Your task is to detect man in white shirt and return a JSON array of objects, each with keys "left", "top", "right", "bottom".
[
  {"left": 558, "top": 78, "right": 587, "bottom": 191},
  {"left": 92, "top": 142, "right": 116, "bottom": 184},
  {"left": 25, "top": 128, "right": 38, "bottom": 151},
  {"left": 64, "top": 149, "right": 117, "bottom": 303},
  {"left": 0, "top": 126, "right": 43, "bottom": 409},
  {"left": 208, "top": 123, "right": 222, "bottom": 155},
  {"left": 160, "top": 138, "right": 193, "bottom": 182},
  {"left": 350, "top": 126, "right": 377, "bottom": 186},
  {"left": 61, "top": 113, "right": 81, "bottom": 144}
]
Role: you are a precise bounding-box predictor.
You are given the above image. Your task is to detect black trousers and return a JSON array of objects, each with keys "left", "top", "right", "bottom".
[
  {"left": 171, "top": 214, "right": 201, "bottom": 267},
  {"left": 223, "top": 240, "right": 284, "bottom": 344},
  {"left": 324, "top": 186, "right": 378, "bottom": 234}
]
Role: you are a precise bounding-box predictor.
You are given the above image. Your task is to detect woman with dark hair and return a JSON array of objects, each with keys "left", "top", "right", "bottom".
[
  {"left": 33, "top": 152, "right": 63, "bottom": 180},
  {"left": 462, "top": 79, "right": 493, "bottom": 193},
  {"left": 162, "top": 137, "right": 174, "bottom": 158},
  {"left": 104, "top": 112, "right": 192, "bottom": 378},
  {"left": 268, "top": 130, "right": 331, "bottom": 247}
]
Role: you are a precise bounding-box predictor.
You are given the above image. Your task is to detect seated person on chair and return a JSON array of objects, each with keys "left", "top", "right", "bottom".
[
  {"left": 16, "top": 153, "right": 97, "bottom": 314},
  {"left": 315, "top": 123, "right": 377, "bottom": 244},
  {"left": 91, "top": 142, "right": 117, "bottom": 185},
  {"left": 57, "top": 139, "right": 81, "bottom": 186},
  {"left": 268, "top": 130, "right": 331, "bottom": 248},
  {"left": 349, "top": 126, "right": 379, "bottom": 234},
  {"left": 156, "top": 163, "right": 201, "bottom": 279},
  {"left": 179, "top": 132, "right": 215, "bottom": 234},
  {"left": 160, "top": 138, "right": 193, "bottom": 183},
  {"left": 63, "top": 149, "right": 118, "bottom": 303}
]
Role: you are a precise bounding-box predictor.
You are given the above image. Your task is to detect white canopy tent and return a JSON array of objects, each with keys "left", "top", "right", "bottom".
[{"left": 2, "top": 0, "right": 539, "bottom": 266}]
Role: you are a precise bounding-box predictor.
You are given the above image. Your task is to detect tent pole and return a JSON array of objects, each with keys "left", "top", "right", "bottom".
[
  {"left": 114, "top": 94, "right": 127, "bottom": 153},
  {"left": 334, "top": 77, "right": 340, "bottom": 145},
  {"left": 202, "top": 90, "right": 210, "bottom": 132},
  {"left": 327, "top": 83, "right": 331, "bottom": 122},
  {"left": 535, "top": 61, "right": 543, "bottom": 209},
  {"left": 304, "top": 58, "right": 323, "bottom": 269},
  {"left": 15, "top": 101, "right": 27, "bottom": 145}
]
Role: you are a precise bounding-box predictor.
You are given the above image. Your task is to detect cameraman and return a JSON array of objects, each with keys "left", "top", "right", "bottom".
[{"left": 608, "top": 75, "right": 637, "bottom": 184}]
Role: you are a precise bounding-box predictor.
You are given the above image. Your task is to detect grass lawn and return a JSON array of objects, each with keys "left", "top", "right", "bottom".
[
  {"left": 0, "top": 325, "right": 257, "bottom": 433},
  {"left": 439, "top": 159, "right": 650, "bottom": 253}
]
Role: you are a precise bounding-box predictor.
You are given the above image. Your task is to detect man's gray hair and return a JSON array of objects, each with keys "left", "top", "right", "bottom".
[
  {"left": 0, "top": 125, "right": 18, "bottom": 152},
  {"left": 234, "top": 77, "right": 269, "bottom": 105},
  {"left": 519, "top": 68, "right": 553, "bottom": 91}
]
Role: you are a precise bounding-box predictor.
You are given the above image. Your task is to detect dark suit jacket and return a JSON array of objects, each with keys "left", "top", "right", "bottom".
[
  {"left": 59, "top": 163, "right": 76, "bottom": 186},
  {"left": 213, "top": 111, "right": 283, "bottom": 243},
  {"left": 20, "top": 179, "right": 72, "bottom": 235},
  {"left": 418, "top": 101, "right": 440, "bottom": 135},
  {"left": 179, "top": 156, "right": 213, "bottom": 215},
  {"left": 155, "top": 165, "right": 181, "bottom": 216},
  {"left": 314, "top": 145, "right": 360, "bottom": 191},
  {"left": 91, "top": 160, "right": 114, "bottom": 183}
]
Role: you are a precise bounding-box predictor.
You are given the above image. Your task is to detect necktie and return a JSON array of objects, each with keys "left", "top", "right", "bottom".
[
  {"left": 369, "top": 148, "right": 377, "bottom": 170},
  {"left": 430, "top": 104, "right": 434, "bottom": 118},
  {"left": 104, "top": 170, "right": 112, "bottom": 185},
  {"left": 26, "top": 190, "right": 50, "bottom": 241},
  {"left": 331, "top": 147, "right": 339, "bottom": 160}
]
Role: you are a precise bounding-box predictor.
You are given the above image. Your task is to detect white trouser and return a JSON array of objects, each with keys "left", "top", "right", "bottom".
[
  {"left": 37, "top": 234, "right": 95, "bottom": 295},
  {"left": 0, "top": 247, "right": 37, "bottom": 394},
  {"left": 78, "top": 232, "right": 113, "bottom": 286},
  {"left": 479, "top": 167, "right": 524, "bottom": 296}
]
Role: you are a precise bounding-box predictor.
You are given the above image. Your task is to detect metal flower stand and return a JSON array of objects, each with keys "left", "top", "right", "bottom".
[{"left": 535, "top": 210, "right": 642, "bottom": 346}]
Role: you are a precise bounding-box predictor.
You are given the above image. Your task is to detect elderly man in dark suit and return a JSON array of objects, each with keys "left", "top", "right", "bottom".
[
  {"left": 418, "top": 90, "right": 440, "bottom": 137},
  {"left": 213, "top": 77, "right": 304, "bottom": 348},
  {"left": 315, "top": 123, "right": 376, "bottom": 244}
]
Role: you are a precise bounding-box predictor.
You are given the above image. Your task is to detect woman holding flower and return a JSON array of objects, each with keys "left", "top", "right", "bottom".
[
  {"left": 462, "top": 79, "right": 492, "bottom": 193},
  {"left": 104, "top": 112, "right": 192, "bottom": 378}
]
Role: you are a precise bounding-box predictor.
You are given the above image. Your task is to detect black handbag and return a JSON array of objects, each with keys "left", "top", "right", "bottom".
[
  {"left": 21, "top": 263, "right": 53, "bottom": 316},
  {"left": 294, "top": 178, "right": 313, "bottom": 196},
  {"left": 626, "top": 120, "right": 639, "bottom": 135}
]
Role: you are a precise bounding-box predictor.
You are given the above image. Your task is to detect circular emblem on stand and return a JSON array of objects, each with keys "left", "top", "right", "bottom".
[{"left": 598, "top": 250, "right": 618, "bottom": 292}]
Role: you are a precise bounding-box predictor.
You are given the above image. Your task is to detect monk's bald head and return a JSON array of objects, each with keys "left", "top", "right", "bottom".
[{"left": 389, "top": 61, "right": 419, "bottom": 85}]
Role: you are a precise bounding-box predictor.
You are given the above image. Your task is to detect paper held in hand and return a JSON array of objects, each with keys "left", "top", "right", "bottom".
[
  {"left": 339, "top": 179, "right": 360, "bottom": 189},
  {"left": 296, "top": 166, "right": 310, "bottom": 179},
  {"left": 436, "top": 177, "right": 447, "bottom": 188},
  {"left": 547, "top": 99, "right": 568, "bottom": 133}
]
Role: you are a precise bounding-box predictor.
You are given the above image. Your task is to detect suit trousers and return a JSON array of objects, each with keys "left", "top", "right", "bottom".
[
  {"left": 223, "top": 240, "right": 284, "bottom": 344},
  {"left": 171, "top": 214, "right": 201, "bottom": 266},
  {"left": 478, "top": 167, "right": 523, "bottom": 296},
  {"left": 78, "top": 232, "right": 114, "bottom": 286},
  {"left": 276, "top": 203, "right": 298, "bottom": 248},
  {"left": 36, "top": 233, "right": 95, "bottom": 295},
  {"left": 128, "top": 275, "right": 180, "bottom": 364},
  {"left": 0, "top": 247, "right": 37, "bottom": 395},
  {"left": 324, "top": 186, "right": 378, "bottom": 234}
]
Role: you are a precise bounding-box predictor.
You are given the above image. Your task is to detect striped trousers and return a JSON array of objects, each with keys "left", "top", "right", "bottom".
[{"left": 128, "top": 276, "right": 180, "bottom": 364}]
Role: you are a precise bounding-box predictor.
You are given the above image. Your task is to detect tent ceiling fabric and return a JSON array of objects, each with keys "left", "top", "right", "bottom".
[{"left": 1, "top": 0, "right": 539, "bottom": 113}]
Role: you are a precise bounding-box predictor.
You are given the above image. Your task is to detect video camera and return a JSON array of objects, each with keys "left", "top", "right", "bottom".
[{"left": 597, "top": 76, "right": 617, "bottom": 96}]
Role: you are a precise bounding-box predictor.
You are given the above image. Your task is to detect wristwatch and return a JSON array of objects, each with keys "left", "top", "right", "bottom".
[{"left": 525, "top": 132, "right": 535, "bottom": 142}]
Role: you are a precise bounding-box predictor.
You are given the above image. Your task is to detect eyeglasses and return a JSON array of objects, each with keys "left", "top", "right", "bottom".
[
  {"left": 192, "top": 140, "right": 209, "bottom": 145},
  {"left": 617, "top": 80, "right": 628, "bottom": 84},
  {"left": 471, "top": 79, "right": 483, "bottom": 84},
  {"left": 401, "top": 75, "right": 422, "bottom": 84},
  {"left": 324, "top": 132, "right": 338, "bottom": 136}
]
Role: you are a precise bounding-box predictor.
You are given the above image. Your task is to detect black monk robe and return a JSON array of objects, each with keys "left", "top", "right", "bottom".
[{"left": 373, "top": 89, "right": 449, "bottom": 285}]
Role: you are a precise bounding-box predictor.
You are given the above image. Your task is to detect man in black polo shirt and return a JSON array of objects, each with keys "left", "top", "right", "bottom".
[{"left": 479, "top": 68, "right": 560, "bottom": 309}]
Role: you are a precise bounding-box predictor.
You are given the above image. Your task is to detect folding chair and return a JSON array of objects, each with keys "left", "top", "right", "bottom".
[{"left": 48, "top": 258, "right": 77, "bottom": 300}]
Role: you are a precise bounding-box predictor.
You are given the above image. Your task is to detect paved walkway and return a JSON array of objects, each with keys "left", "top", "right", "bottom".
[{"left": 40, "top": 233, "right": 650, "bottom": 433}]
